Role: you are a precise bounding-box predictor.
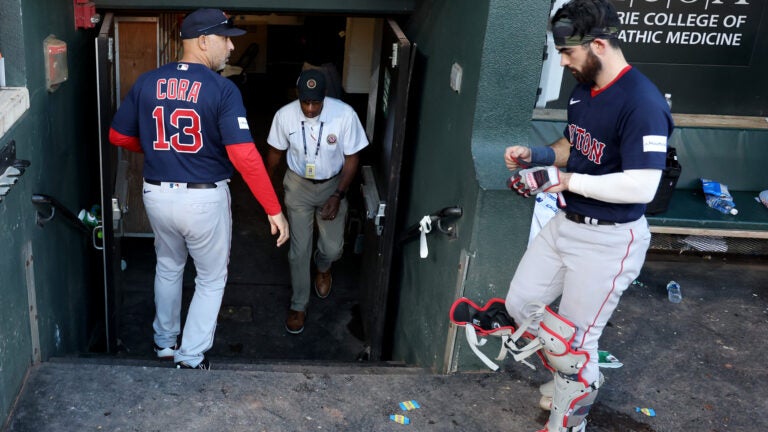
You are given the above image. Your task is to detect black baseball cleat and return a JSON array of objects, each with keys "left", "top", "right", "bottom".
[{"left": 175, "top": 358, "right": 211, "bottom": 370}]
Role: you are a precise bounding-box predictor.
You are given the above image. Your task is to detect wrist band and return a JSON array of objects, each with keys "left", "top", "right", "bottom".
[{"left": 529, "top": 146, "right": 556, "bottom": 166}]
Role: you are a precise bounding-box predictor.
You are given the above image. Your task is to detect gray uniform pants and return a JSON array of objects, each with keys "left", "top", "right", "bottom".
[
  {"left": 283, "top": 170, "right": 347, "bottom": 312},
  {"left": 142, "top": 180, "right": 232, "bottom": 367},
  {"left": 505, "top": 211, "right": 651, "bottom": 384}
]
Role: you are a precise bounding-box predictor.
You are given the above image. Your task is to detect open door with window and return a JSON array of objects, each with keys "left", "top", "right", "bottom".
[{"left": 359, "top": 19, "right": 415, "bottom": 360}]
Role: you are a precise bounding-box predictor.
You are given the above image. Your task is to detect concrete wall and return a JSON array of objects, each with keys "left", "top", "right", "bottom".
[
  {"left": 0, "top": 0, "right": 101, "bottom": 421},
  {"left": 394, "top": 0, "right": 550, "bottom": 371}
]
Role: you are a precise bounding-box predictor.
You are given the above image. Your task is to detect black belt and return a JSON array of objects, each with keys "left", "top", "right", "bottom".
[
  {"left": 302, "top": 173, "right": 339, "bottom": 184},
  {"left": 144, "top": 179, "right": 217, "bottom": 189},
  {"left": 565, "top": 212, "right": 616, "bottom": 226},
  {"left": 307, "top": 177, "right": 334, "bottom": 184}
]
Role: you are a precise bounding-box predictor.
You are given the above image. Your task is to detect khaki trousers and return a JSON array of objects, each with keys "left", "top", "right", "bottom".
[{"left": 283, "top": 169, "right": 347, "bottom": 311}]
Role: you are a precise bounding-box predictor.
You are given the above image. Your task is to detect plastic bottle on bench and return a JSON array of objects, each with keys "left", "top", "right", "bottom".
[{"left": 705, "top": 195, "right": 738, "bottom": 215}]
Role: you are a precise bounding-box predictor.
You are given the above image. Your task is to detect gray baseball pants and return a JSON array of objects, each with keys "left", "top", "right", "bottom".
[{"left": 143, "top": 179, "right": 231, "bottom": 367}]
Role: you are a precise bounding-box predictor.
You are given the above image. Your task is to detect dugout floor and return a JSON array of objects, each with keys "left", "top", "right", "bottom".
[
  {"left": 38, "top": 71, "right": 765, "bottom": 430},
  {"left": 8, "top": 250, "right": 768, "bottom": 432}
]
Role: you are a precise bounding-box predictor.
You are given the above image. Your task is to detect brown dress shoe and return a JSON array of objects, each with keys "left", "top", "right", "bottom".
[
  {"left": 315, "top": 270, "right": 332, "bottom": 299},
  {"left": 285, "top": 309, "right": 306, "bottom": 334}
]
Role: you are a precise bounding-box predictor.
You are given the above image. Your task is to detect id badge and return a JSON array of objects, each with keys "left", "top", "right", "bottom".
[{"left": 305, "top": 163, "right": 316, "bottom": 179}]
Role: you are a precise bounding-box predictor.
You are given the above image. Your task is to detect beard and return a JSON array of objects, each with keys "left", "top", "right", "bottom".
[
  {"left": 215, "top": 59, "right": 228, "bottom": 73},
  {"left": 569, "top": 47, "right": 602, "bottom": 85}
]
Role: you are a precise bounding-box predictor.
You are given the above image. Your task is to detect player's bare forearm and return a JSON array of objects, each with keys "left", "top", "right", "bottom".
[{"left": 550, "top": 137, "right": 571, "bottom": 168}]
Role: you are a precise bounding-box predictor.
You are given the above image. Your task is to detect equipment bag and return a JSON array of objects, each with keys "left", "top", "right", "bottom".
[{"left": 645, "top": 146, "right": 682, "bottom": 215}]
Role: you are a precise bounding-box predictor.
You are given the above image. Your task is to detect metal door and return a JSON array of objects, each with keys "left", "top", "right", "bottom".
[{"left": 359, "top": 19, "right": 414, "bottom": 360}]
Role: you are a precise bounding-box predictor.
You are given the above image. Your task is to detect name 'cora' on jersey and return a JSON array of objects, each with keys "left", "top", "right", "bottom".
[{"left": 155, "top": 78, "right": 202, "bottom": 103}]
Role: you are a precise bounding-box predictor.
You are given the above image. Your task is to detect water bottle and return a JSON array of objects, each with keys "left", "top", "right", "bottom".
[
  {"left": 78, "top": 208, "right": 99, "bottom": 228},
  {"left": 705, "top": 195, "right": 738, "bottom": 215},
  {"left": 664, "top": 93, "right": 672, "bottom": 110},
  {"left": 666, "top": 280, "right": 682, "bottom": 303}
]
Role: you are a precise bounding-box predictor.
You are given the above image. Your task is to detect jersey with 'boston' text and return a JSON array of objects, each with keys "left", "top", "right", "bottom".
[
  {"left": 562, "top": 66, "right": 674, "bottom": 223},
  {"left": 111, "top": 62, "right": 253, "bottom": 183}
]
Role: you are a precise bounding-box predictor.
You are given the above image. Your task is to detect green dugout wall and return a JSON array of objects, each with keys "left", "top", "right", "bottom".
[
  {"left": 0, "top": 0, "right": 101, "bottom": 422},
  {"left": 396, "top": 1, "right": 550, "bottom": 371}
]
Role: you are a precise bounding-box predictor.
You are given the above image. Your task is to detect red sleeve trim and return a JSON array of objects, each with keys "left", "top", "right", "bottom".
[
  {"left": 226, "top": 143, "right": 282, "bottom": 216},
  {"left": 109, "top": 128, "right": 143, "bottom": 153}
]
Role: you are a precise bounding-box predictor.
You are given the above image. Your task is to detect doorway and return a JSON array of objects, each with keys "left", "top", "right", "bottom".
[{"left": 98, "top": 11, "right": 413, "bottom": 364}]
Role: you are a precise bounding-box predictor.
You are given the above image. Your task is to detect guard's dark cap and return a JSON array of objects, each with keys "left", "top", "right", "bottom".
[
  {"left": 180, "top": 9, "right": 246, "bottom": 39},
  {"left": 297, "top": 69, "right": 326, "bottom": 102}
]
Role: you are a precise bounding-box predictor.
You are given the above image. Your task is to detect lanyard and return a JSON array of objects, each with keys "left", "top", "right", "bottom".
[{"left": 301, "top": 121, "right": 324, "bottom": 161}]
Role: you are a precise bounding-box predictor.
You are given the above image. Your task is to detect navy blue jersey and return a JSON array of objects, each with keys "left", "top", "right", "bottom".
[
  {"left": 562, "top": 66, "right": 674, "bottom": 222},
  {"left": 111, "top": 62, "right": 253, "bottom": 183}
]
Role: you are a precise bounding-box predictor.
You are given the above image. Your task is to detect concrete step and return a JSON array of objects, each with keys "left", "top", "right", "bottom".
[
  {"left": 47, "top": 354, "right": 432, "bottom": 375},
  {"left": 5, "top": 358, "right": 542, "bottom": 432}
]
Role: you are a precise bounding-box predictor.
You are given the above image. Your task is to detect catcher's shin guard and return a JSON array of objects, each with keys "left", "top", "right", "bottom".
[
  {"left": 544, "top": 372, "right": 600, "bottom": 431},
  {"left": 539, "top": 373, "right": 605, "bottom": 413},
  {"left": 537, "top": 306, "right": 601, "bottom": 431},
  {"left": 539, "top": 378, "right": 554, "bottom": 411}
]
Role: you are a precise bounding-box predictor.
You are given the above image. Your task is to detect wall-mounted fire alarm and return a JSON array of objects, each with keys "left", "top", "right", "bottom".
[{"left": 44, "top": 35, "right": 68, "bottom": 92}]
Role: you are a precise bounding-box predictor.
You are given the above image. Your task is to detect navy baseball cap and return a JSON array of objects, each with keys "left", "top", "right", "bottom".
[
  {"left": 180, "top": 9, "right": 246, "bottom": 39},
  {"left": 297, "top": 69, "right": 326, "bottom": 101}
]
